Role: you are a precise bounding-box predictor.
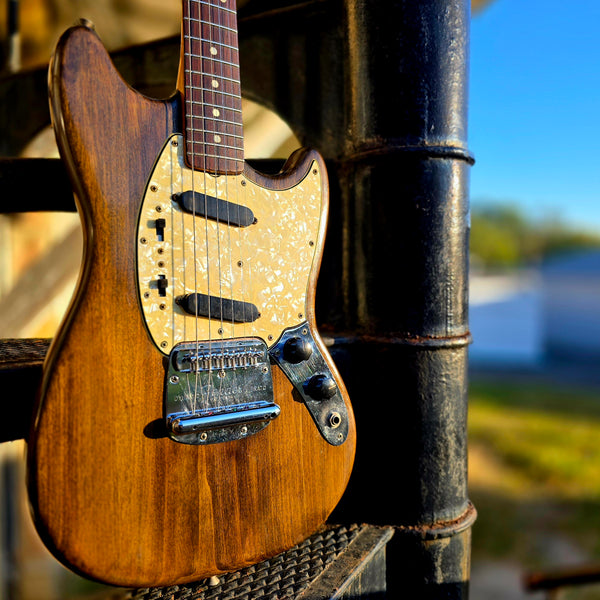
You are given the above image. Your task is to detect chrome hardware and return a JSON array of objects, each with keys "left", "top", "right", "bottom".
[
  {"left": 165, "top": 338, "right": 278, "bottom": 445},
  {"left": 270, "top": 323, "right": 349, "bottom": 446},
  {"left": 168, "top": 401, "right": 280, "bottom": 435}
]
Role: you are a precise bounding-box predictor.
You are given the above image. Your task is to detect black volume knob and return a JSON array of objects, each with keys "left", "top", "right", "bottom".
[
  {"left": 282, "top": 336, "right": 313, "bottom": 364},
  {"left": 304, "top": 374, "right": 337, "bottom": 401}
]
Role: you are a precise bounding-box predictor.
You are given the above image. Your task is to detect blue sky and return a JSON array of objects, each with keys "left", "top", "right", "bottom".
[{"left": 469, "top": 0, "right": 600, "bottom": 230}]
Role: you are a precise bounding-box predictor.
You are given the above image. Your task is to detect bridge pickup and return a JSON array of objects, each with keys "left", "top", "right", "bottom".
[
  {"left": 174, "top": 191, "right": 255, "bottom": 228},
  {"left": 176, "top": 293, "right": 259, "bottom": 323}
]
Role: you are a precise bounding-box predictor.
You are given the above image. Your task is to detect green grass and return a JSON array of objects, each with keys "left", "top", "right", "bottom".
[{"left": 468, "top": 378, "right": 600, "bottom": 568}]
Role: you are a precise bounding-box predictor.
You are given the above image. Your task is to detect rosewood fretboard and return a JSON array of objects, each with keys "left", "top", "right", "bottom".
[{"left": 182, "top": 0, "right": 244, "bottom": 174}]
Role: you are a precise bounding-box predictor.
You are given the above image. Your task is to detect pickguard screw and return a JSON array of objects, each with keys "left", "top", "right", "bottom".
[
  {"left": 241, "top": 180, "right": 246, "bottom": 186},
  {"left": 169, "top": 375, "right": 179, "bottom": 384},
  {"left": 237, "top": 260, "right": 243, "bottom": 267},
  {"left": 200, "top": 432, "right": 208, "bottom": 442},
  {"left": 156, "top": 205, "right": 162, "bottom": 212},
  {"left": 140, "top": 237, "right": 147, "bottom": 244},
  {"left": 157, "top": 248, "right": 164, "bottom": 254},
  {"left": 172, "top": 139, "right": 178, "bottom": 147},
  {"left": 313, "top": 169, "right": 318, "bottom": 175},
  {"left": 158, "top": 261, "right": 165, "bottom": 268},
  {"left": 218, "top": 327, "right": 224, "bottom": 335},
  {"left": 268, "top": 334, "right": 273, "bottom": 341},
  {"left": 159, "top": 303, "right": 166, "bottom": 310},
  {"left": 241, "top": 426, "right": 248, "bottom": 435},
  {"left": 143, "top": 292, "right": 150, "bottom": 298},
  {"left": 309, "top": 240, "right": 314, "bottom": 247},
  {"left": 298, "top": 313, "right": 304, "bottom": 319},
  {"left": 150, "top": 185, "right": 158, "bottom": 192},
  {"left": 160, "top": 341, "right": 168, "bottom": 348},
  {"left": 262, "top": 366, "right": 268, "bottom": 373}
]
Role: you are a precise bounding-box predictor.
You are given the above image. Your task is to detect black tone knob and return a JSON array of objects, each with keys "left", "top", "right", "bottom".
[
  {"left": 304, "top": 374, "right": 337, "bottom": 401},
  {"left": 282, "top": 336, "right": 313, "bottom": 364}
]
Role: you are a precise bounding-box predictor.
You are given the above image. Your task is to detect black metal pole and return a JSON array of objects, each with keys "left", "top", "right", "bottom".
[
  {"left": 239, "top": 0, "right": 474, "bottom": 597},
  {"left": 330, "top": 2, "right": 475, "bottom": 597}
]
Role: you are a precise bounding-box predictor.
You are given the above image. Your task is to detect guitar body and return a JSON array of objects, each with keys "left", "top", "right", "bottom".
[{"left": 27, "top": 25, "right": 355, "bottom": 587}]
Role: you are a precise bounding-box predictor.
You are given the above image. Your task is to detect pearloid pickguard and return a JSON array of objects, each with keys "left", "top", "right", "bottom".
[{"left": 137, "top": 135, "right": 323, "bottom": 353}]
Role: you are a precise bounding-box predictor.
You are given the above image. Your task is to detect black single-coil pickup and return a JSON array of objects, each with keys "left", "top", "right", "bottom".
[
  {"left": 173, "top": 191, "right": 255, "bottom": 228},
  {"left": 176, "top": 293, "right": 259, "bottom": 323}
]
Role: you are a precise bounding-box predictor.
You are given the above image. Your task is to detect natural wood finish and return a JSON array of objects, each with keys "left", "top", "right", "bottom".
[{"left": 27, "top": 24, "right": 355, "bottom": 587}]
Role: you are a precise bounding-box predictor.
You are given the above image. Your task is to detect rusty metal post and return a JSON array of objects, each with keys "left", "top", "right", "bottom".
[
  {"left": 329, "top": 3, "right": 475, "bottom": 597},
  {"left": 240, "top": 0, "right": 475, "bottom": 597}
]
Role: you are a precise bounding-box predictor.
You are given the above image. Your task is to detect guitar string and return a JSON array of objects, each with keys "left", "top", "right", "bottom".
[
  {"left": 188, "top": 0, "right": 206, "bottom": 413},
  {"left": 208, "top": 0, "right": 227, "bottom": 408},
  {"left": 219, "top": 1, "right": 240, "bottom": 352},
  {"left": 201, "top": 0, "right": 216, "bottom": 409},
  {"left": 232, "top": 0, "right": 251, "bottom": 344}
]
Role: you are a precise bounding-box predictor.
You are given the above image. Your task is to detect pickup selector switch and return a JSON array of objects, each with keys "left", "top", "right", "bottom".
[
  {"left": 304, "top": 373, "right": 337, "bottom": 401},
  {"left": 282, "top": 336, "right": 313, "bottom": 363},
  {"left": 154, "top": 218, "right": 166, "bottom": 241}
]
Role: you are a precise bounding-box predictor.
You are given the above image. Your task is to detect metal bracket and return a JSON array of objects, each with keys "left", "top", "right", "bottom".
[{"left": 270, "top": 323, "right": 349, "bottom": 446}]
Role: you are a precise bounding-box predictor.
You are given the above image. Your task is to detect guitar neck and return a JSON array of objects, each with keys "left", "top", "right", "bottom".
[{"left": 181, "top": 0, "right": 244, "bottom": 174}]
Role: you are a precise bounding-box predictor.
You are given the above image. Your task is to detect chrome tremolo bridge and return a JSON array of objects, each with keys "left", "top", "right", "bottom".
[{"left": 165, "top": 338, "right": 279, "bottom": 445}]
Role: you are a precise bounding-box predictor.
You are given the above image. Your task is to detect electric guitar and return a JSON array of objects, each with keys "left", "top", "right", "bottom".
[{"left": 27, "top": 0, "right": 355, "bottom": 588}]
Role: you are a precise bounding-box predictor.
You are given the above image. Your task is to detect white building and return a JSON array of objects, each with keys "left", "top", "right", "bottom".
[{"left": 541, "top": 250, "right": 600, "bottom": 362}]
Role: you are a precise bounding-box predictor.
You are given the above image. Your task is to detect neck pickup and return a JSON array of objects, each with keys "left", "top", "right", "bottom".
[
  {"left": 173, "top": 190, "right": 255, "bottom": 227},
  {"left": 177, "top": 293, "right": 260, "bottom": 323}
]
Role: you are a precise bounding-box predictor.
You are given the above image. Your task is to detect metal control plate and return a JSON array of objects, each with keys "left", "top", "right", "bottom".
[{"left": 270, "top": 323, "right": 349, "bottom": 446}]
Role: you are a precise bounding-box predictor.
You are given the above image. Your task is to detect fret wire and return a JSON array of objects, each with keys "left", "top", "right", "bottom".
[
  {"left": 186, "top": 139, "right": 244, "bottom": 152},
  {"left": 183, "top": 18, "right": 238, "bottom": 36},
  {"left": 185, "top": 99, "right": 243, "bottom": 114},
  {"left": 188, "top": 130, "right": 245, "bottom": 140},
  {"left": 187, "top": 114, "right": 244, "bottom": 128},
  {"left": 188, "top": 39, "right": 238, "bottom": 52},
  {"left": 188, "top": 154, "right": 244, "bottom": 163},
  {"left": 185, "top": 87, "right": 241, "bottom": 100},
  {"left": 187, "top": 150, "right": 244, "bottom": 158},
  {"left": 202, "top": 21, "right": 237, "bottom": 35},
  {"left": 185, "top": 139, "right": 244, "bottom": 151},
  {"left": 189, "top": 57, "right": 239, "bottom": 70},
  {"left": 197, "top": 0, "right": 236, "bottom": 15},
  {"left": 190, "top": 70, "right": 240, "bottom": 84},
  {"left": 187, "top": 71, "right": 240, "bottom": 85}
]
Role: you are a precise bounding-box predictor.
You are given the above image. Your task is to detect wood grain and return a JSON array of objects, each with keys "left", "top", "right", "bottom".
[{"left": 27, "top": 25, "right": 355, "bottom": 587}]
